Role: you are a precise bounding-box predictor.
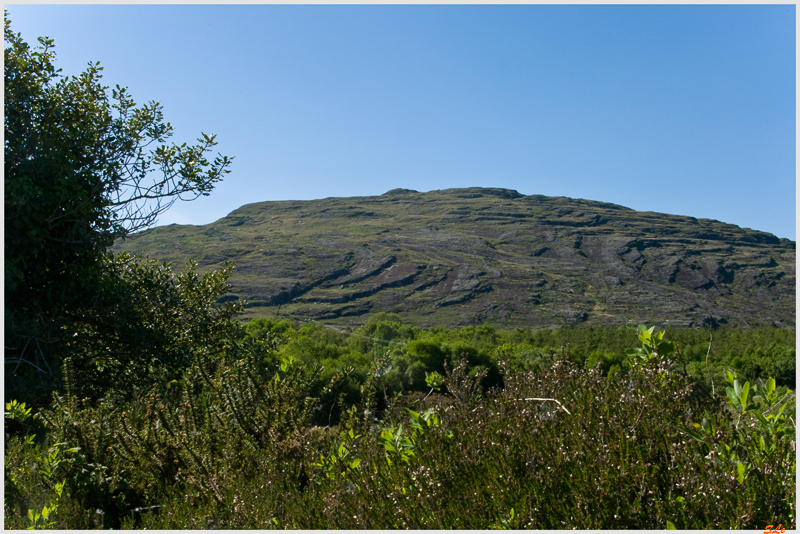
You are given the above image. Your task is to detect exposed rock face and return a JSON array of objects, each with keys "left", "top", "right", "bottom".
[{"left": 114, "top": 187, "right": 795, "bottom": 329}]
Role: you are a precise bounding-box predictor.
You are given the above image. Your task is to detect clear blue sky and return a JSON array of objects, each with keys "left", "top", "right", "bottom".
[{"left": 6, "top": 4, "right": 797, "bottom": 240}]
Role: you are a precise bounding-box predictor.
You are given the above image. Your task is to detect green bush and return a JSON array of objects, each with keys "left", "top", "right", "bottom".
[
  {"left": 5, "top": 324, "right": 795, "bottom": 529},
  {"left": 244, "top": 317, "right": 297, "bottom": 341},
  {"left": 586, "top": 349, "right": 626, "bottom": 376},
  {"left": 406, "top": 339, "right": 448, "bottom": 373}
]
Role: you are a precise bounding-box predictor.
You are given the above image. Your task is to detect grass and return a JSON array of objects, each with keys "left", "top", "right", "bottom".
[{"left": 113, "top": 188, "right": 795, "bottom": 330}]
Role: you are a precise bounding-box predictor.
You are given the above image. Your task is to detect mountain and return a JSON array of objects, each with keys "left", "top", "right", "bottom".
[{"left": 113, "top": 187, "right": 795, "bottom": 329}]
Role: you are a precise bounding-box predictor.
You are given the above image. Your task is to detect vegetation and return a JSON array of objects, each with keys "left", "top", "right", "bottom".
[
  {"left": 5, "top": 17, "right": 795, "bottom": 530},
  {"left": 4, "top": 12, "right": 233, "bottom": 405},
  {"left": 5, "top": 317, "right": 796, "bottom": 529},
  {"left": 113, "top": 187, "right": 796, "bottom": 331}
]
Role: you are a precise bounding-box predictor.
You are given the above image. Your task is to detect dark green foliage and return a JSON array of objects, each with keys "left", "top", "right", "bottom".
[
  {"left": 669, "top": 327, "right": 797, "bottom": 390},
  {"left": 59, "top": 253, "right": 245, "bottom": 402},
  {"left": 729, "top": 343, "right": 796, "bottom": 389},
  {"left": 406, "top": 339, "right": 448, "bottom": 372},
  {"left": 14, "top": 346, "right": 316, "bottom": 528},
  {"left": 4, "top": 14, "right": 232, "bottom": 406},
  {"left": 6, "top": 15, "right": 113, "bottom": 328},
  {"left": 270, "top": 320, "right": 795, "bottom": 394},
  {"left": 243, "top": 317, "right": 297, "bottom": 341},
  {"left": 586, "top": 349, "right": 625, "bottom": 376}
]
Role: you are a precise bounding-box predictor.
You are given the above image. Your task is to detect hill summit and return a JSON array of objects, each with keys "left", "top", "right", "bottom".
[{"left": 114, "top": 187, "right": 795, "bottom": 329}]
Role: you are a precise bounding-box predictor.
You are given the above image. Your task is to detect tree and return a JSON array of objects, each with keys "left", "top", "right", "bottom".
[
  {"left": 4, "top": 13, "right": 233, "bottom": 400},
  {"left": 61, "top": 254, "right": 252, "bottom": 402}
]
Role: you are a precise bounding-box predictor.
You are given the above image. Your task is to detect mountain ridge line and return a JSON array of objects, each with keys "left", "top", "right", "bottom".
[{"left": 114, "top": 187, "right": 795, "bottom": 329}]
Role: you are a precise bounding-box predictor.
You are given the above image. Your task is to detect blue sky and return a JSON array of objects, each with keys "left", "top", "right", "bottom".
[{"left": 6, "top": 4, "right": 796, "bottom": 240}]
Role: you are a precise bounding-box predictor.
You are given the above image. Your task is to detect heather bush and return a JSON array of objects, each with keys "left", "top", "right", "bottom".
[{"left": 6, "top": 324, "right": 795, "bottom": 529}]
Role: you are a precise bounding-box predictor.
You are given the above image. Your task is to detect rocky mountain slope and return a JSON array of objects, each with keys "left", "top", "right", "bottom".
[{"left": 113, "top": 187, "right": 796, "bottom": 329}]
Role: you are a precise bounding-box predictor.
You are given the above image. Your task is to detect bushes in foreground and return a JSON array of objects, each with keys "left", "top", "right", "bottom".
[{"left": 4, "top": 326, "right": 795, "bottom": 529}]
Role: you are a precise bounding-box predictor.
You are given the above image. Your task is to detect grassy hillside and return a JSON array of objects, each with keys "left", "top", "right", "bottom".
[{"left": 114, "top": 187, "right": 795, "bottom": 329}]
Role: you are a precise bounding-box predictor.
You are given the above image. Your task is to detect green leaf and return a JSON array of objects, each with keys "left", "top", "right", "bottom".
[
  {"left": 683, "top": 427, "right": 706, "bottom": 442},
  {"left": 766, "top": 377, "right": 776, "bottom": 396},
  {"left": 639, "top": 332, "right": 651, "bottom": 346},
  {"left": 740, "top": 381, "right": 750, "bottom": 412},
  {"left": 657, "top": 340, "right": 676, "bottom": 355},
  {"left": 752, "top": 411, "right": 770, "bottom": 428},
  {"left": 724, "top": 369, "right": 735, "bottom": 384},
  {"left": 666, "top": 520, "right": 677, "bottom": 529},
  {"left": 701, "top": 417, "right": 712, "bottom": 433},
  {"left": 736, "top": 461, "right": 745, "bottom": 483},
  {"left": 725, "top": 387, "right": 740, "bottom": 408}
]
